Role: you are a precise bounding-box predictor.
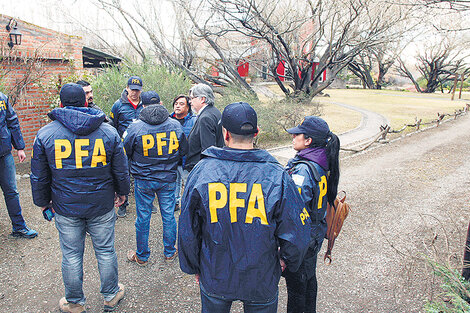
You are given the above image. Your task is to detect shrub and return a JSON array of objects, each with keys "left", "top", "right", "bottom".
[{"left": 92, "top": 62, "right": 192, "bottom": 114}]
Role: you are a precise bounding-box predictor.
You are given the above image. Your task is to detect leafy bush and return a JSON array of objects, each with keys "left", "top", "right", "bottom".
[
  {"left": 424, "top": 259, "right": 470, "bottom": 312},
  {"left": 92, "top": 62, "right": 192, "bottom": 114}
]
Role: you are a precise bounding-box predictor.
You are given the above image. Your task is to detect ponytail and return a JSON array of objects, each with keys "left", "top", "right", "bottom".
[{"left": 326, "top": 132, "right": 340, "bottom": 206}]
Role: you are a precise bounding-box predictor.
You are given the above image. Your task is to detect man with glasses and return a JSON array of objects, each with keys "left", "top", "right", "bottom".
[{"left": 185, "top": 83, "right": 223, "bottom": 173}]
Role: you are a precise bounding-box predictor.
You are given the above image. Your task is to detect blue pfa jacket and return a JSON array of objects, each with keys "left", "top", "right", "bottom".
[
  {"left": 286, "top": 155, "right": 328, "bottom": 242},
  {"left": 110, "top": 89, "right": 143, "bottom": 137},
  {"left": 0, "top": 93, "right": 25, "bottom": 157},
  {"left": 123, "top": 105, "right": 188, "bottom": 182},
  {"left": 30, "top": 107, "right": 130, "bottom": 218},
  {"left": 178, "top": 147, "right": 311, "bottom": 302}
]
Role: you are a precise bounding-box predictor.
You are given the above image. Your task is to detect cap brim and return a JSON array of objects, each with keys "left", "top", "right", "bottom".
[
  {"left": 128, "top": 85, "right": 142, "bottom": 91},
  {"left": 286, "top": 126, "right": 304, "bottom": 134}
]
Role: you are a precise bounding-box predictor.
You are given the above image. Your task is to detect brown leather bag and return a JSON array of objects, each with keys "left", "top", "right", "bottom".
[{"left": 324, "top": 191, "right": 350, "bottom": 264}]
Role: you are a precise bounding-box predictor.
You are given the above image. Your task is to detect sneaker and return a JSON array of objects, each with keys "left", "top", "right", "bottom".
[
  {"left": 174, "top": 203, "right": 180, "bottom": 212},
  {"left": 104, "top": 283, "right": 125, "bottom": 312},
  {"left": 127, "top": 250, "right": 148, "bottom": 267},
  {"left": 11, "top": 226, "right": 38, "bottom": 239},
  {"left": 116, "top": 205, "right": 126, "bottom": 218},
  {"left": 164, "top": 249, "right": 178, "bottom": 263},
  {"left": 59, "top": 297, "right": 86, "bottom": 313}
]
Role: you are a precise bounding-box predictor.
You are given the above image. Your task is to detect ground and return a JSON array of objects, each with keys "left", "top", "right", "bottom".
[{"left": 0, "top": 99, "right": 469, "bottom": 312}]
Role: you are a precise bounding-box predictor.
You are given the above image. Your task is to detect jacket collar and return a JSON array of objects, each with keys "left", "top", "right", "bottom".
[{"left": 202, "top": 146, "right": 280, "bottom": 164}]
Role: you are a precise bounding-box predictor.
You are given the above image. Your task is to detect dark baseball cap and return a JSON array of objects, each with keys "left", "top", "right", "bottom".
[
  {"left": 286, "top": 116, "right": 330, "bottom": 139},
  {"left": 141, "top": 91, "right": 161, "bottom": 105},
  {"left": 127, "top": 76, "right": 143, "bottom": 90},
  {"left": 221, "top": 102, "right": 258, "bottom": 135},
  {"left": 59, "top": 83, "right": 86, "bottom": 107}
]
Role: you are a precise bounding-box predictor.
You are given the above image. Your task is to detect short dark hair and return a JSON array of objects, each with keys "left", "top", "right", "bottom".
[
  {"left": 229, "top": 132, "right": 255, "bottom": 144},
  {"left": 172, "top": 95, "right": 192, "bottom": 113},
  {"left": 76, "top": 80, "right": 90, "bottom": 87}
]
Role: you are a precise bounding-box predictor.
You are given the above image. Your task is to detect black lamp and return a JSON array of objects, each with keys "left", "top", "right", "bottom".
[{"left": 6, "top": 19, "right": 22, "bottom": 48}]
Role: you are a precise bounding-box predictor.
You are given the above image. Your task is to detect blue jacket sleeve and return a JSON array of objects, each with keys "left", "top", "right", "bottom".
[
  {"left": 290, "top": 164, "right": 315, "bottom": 210},
  {"left": 110, "top": 102, "right": 119, "bottom": 130},
  {"left": 111, "top": 133, "right": 130, "bottom": 196},
  {"left": 275, "top": 172, "right": 311, "bottom": 272},
  {"left": 6, "top": 99, "right": 25, "bottom": 150},
  {"left": 30, "top": 135, "right": 52, "bottom": 207},
  {"left": 178, "top": 170, "right": 202, "bottom": 275}
]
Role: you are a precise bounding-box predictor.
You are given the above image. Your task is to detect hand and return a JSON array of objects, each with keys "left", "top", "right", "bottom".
[
  {"left": 114, "top": 194, "right": 126, "bottom": 207},
  {"left": 17, "top": 150, "right": 26, "bottom": 163},
  {"left": 280, "top": 259, "right": 286, "bottom": 272},
  {"left": 195, "top": 274, "right": 200, "bottom": 284}
]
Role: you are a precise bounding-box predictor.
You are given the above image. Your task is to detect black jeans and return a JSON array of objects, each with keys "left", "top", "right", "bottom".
[{"left": 284, "top": 240, "right": 322, "bottom": 313}]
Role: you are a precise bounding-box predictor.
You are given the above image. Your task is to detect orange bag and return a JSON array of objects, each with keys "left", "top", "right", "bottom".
[{"left": 324, "top": 191, "right": 350, "bottom": 264}]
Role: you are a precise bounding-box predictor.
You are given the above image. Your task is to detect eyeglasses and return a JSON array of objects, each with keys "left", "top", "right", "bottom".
[{"left": 189, "top": 95, "right": 200, "bottom": 100}]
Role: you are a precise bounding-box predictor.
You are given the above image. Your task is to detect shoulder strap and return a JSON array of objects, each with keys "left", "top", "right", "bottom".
[{"left": 291, "top": 160, "right": 321, "bottom": 182}]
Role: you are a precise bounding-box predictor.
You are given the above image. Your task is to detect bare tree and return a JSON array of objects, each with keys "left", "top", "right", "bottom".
[{"left": 396, "top": 40, "right": 469, "bottom": 93}]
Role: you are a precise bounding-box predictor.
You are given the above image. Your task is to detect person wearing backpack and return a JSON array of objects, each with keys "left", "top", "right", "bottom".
[{"left": 283, "top": 116, "right": 340, "bottom": 312}]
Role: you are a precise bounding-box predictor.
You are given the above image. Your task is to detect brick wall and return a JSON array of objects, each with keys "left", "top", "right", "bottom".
[{"left": 0, "top": 14, "right": 83, "bottom": 161}]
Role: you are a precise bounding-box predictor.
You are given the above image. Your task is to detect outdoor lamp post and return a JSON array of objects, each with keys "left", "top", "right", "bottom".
[{"left": 6, "top": 19, "right": 22, "bottom": 48}]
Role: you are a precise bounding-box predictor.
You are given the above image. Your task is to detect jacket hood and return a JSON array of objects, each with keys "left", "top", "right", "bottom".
[
  {"left": 48, "top": 107, "right": 106, "bottom": 135},
  {"left": 120, "top": 89, "right": 132, "bottom": 105},
  {"left": 202, "top": 146, "right": 280, "bottom": 164},
  {"left": 297, "top": 147, "right": 328, "bottom": 171},
  {"left": 139, "top": 105, "right": 169, "bottom": 125}
]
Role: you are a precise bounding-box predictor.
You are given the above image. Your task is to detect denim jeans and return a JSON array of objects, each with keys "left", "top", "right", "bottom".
[
  {"left": 55, "top": 209, "right": 119, "bottom": 305},
  {"left": 200, "top": 283, "right": 278, "bottom": 313},
  {"left": 0, "top": 153, "right": 26, "bottom": 230},
  {"left": 175, "top": 166, "right": 184, "bottom": 205},
  {"left": 134, "top": 178, "right": 177, "bottom": 260}
]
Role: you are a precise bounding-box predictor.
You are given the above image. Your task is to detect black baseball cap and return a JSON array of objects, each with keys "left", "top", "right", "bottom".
[
  {"left": 127, "top": 76, "right": 143, "bottom": 90},
  {"left": 59, "top": 83, "right": 86, "bottom": 107},
  {"left": 141, "top": 91, "right": 161, "bottom": 105},
  {"left": 221, "top": 102, "right": 257, "bottom": 135},
  {"left": 286, "top": 116, "right": 330, "bottom": 139}
]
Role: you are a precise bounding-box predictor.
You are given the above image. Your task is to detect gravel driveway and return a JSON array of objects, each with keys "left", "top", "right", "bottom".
[{"left": 0, "top": 114, "right": 468, "bottom": 312}]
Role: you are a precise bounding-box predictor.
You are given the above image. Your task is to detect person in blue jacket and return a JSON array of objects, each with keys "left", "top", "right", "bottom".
[
  {"left": 110, "top": 76, "right": 144, "bottom": 217},
  {"left": 283, "top": 116, "right": 340, "bottom": 313},
  {"left": 30, "top": 83, "right": 130, "bottom": 313},
  {"left": 0, "top": 92, "right": 37, "bottom": 238},
  {"left": 169, "top": 94, "right": 196, "bottom": 211},
  {"left": 123, "top": 99, "right": 187, "bottom": 265},
  {"left": 178, "top": 102, "right": 311, "bottom": 313}
]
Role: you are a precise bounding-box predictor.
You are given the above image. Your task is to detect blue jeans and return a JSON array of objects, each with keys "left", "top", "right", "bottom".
[
  {"left": 200, "top": 284, "right": 278, "bottom": 313},
  {"left": 134, "top": 179, "right": 177, "bottom": 260},
  {"left": 175, "top": 166, "right": 184, "bottom": 205},
  {"left": 0, "top": 153, "right": 26, "bottom": 230},
  {"left": 55, "top": 209, "right": 119, "bottom": 305}
]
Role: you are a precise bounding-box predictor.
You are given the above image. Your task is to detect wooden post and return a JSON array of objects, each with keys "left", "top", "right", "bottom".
[
  {"left": 459, "top": 74, "right": 464, "bottom": 100},
  {"left": 416, "top": 119, "right": 421, "bottom": 130},
  {"left": 462, "top": 221, "right": 470, "bottom": 280},
  {"left": 451, "top": 76, "right": 458, "bottom": 100}
]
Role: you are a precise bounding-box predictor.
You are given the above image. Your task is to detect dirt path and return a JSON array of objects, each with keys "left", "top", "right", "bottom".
[{"left": 0, "top": 115, "right": 468, "bottom": 312}]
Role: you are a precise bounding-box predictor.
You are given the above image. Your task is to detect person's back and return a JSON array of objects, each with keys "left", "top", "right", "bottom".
[
  {"left": 179, "top": 102, "right": 310, "bottom": 312},
  {"left": 31, "top": 106, "right": 129, "bottom": 217}
]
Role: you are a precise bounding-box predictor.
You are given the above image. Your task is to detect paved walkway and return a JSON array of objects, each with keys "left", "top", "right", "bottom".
[{"left": 268, "top": 101, "right": 389, "bottom": 164}]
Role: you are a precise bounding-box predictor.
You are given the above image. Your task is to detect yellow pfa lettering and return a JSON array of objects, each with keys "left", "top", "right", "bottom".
[
  {"left": 156, "top": 133, "right": 167, "bottom": 155},
  {"left": 168, "top": 131, "right": 179, "bottom": 154},
  {"left": 245, "top": 183, "right": 268, "bottom": 225},
  {"left": 300, "top": 207, "right": 310, "bottom": 225},
  {"left": 131, "top": 79, "right": 140, "bottom": 84},
  {"left": 55, "top": 139, "right": 72, "bottom": 169},
  {"left": 0, "top": 101, "right": 6, "bottom": 110},
  {"left": 209, "top": 183, "right": 228, "bottom": 223},
  {"left": 229, "top": 183, "right": 246, "bottom": 223},
  {"left": 91, "top": 139, "right": 107, "bottom": 167},
  {"left": 74, "top": 139, "right": 89, "bottom": 169},
  {"left": 142, "top": 134, "right": 154, "bottom": 156},
  {"left": 318, "top": 176, "right": 327, "bottom": 209}
]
